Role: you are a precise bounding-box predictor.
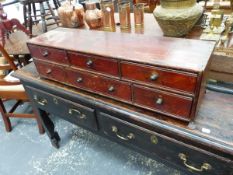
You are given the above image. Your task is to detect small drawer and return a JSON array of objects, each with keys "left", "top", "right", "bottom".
[
  {"left": 121, "top": 62, "right": 197, "bottom": 94},
  {"left": 28, "top": 44, "right": 68, "bottom": 64},
  {"left": 97, "top": 112, "right": 233, "bottom": 175},
  {"left": 133, "top": 85, "right": 192, "bottom": 120},
  {"left": 34, "top": 60, "right": 66, "bottom": 82},
  {"left": 25, "top": 86, "right": 98, "bottom": 131},
  {"left": 66, "top": 69, "right": 131, "bottom": 102},
  {"left": 68, "top": 51, "right": 119, "bottom": 76}
]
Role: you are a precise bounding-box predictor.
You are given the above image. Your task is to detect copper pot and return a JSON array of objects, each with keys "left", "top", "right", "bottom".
[{"left": 85, "top": 2, "right": 103, "bottom": 29}]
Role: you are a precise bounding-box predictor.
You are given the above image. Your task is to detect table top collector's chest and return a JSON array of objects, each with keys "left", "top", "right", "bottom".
[{"left": 27, "top": 28, "right": 215, "bottom": 122}]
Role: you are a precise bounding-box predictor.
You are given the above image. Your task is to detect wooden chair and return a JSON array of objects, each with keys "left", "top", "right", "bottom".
[
  {"left": 0, "top": 18, "right": 32, "bottom": 67},
  {"left": 0, "top": 44, "right": 44, "bottom": 134}
]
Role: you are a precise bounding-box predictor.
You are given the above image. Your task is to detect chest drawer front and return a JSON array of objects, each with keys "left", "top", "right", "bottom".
[
  {"left": 34, "top": 60, "right": 66, "bottom": 82},
  {"left": 66, "top": 69, "right": 131, "bottom": 102},
  {"left": 25, "top": 86, "right": 98, "bottom": 131},
  {"left": 98, "top": 112, "right": 233, "bottom": 175},
  {"left": 133, "top": 85, "right": 192, "bottom": 120},
  {"left": 68, "top": 51, "right": 119, "bottom": 76},
  {"left": 28, "top": 44, "right": 68, "bottom": 64},
  {"left": 121, "top": 62, "right": 197, "bottom": 94}
]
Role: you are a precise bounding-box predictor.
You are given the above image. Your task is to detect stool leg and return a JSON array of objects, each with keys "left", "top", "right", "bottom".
[
  {"left": 32, "top": 2, "right": 37, "bottom": 22},
  {"left": 52, "top": 0, "right": 59, "bottom": 9},
  {"left": 40, "top": 1, "right": 47, "bottom": 32},
  {"left": 27, "top": 2, "right": 33, "bottom": 35},
  {"left": 23, "top": 4, "right": 27, "bottom": 28},
  {"left": 46, "top": 1, "right": 59, "bottom": 26}
]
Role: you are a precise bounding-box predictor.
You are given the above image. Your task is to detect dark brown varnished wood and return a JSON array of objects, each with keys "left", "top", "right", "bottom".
[
  {"left": 27, "top": 28, "right": 215, "bottom": 72},
  {"left": 28, "top": 44, "right": 68, "bottom": 64},
  {"left": 28, "top": 29, "right": 215, "bottom": 122},
  {"left": 34, "top": 60, "right": 67, "bottom": 82},
  {"left": 121, "top": 62, "right": 198, "bottom": 94},
  {"left": 132, "top": 85, "right": 193, "bottom": 121},
  {"left": 66, "top": 68, "right": 132, "bottom": 102},
  {"left": 68, "top": 51, "right": 119, "bottom": 77},
  {"left": 13, "top": 63, "right": 233, "bottom": 175}
]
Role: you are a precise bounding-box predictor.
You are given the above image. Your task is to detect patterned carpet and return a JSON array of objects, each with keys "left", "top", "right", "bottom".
[{"left": 0, "top": 100, "right": 186, "bottom": 175}]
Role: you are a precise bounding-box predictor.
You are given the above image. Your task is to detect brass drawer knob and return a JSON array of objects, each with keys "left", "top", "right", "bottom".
[
  {"left": 150, "top": 73, "right": 159, "bottom": 81},
  {"left": 86, "top": 60, "right": 93, "bottom": 67},
  {"left": 69, "top": 108, "right": 86, "bottom": 119},
  {"left": 150, "top": 135, "right": 158, "bottom": 144},
  {"left": 156, "top": 98, "right": 163, "bottom": 105},
  {"left": 42, "top": 50, "right": 49, "bottom": 57},
  {"left": 108, "top": 86, "right": 115, "bottom": 92},
  {"left": 46, "top": 69, "right": 52, "bottom": 74},
  {"left": 77, "top": 77, "right": 83, "bottom": 83},
  {"left": 33, "top": 95, "right": 47, "bottom": 106},
  {"left": 111, "top": 125, "right": 135, "bottom": 141},
  {"left": 53, "top": 98, "right": 58, "bottom": 104},
  {"left": 178, "top": 153, "right": 212, "bottom": 172}
]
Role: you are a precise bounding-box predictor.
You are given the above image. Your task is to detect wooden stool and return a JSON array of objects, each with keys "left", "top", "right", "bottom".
[{"left": 20, "top": 0, "right": 59, "bottom": 34}]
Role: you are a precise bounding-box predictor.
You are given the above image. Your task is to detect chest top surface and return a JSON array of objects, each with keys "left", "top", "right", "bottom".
[{"left": 27, "top": 28, "right": 215, "bottom": 72}]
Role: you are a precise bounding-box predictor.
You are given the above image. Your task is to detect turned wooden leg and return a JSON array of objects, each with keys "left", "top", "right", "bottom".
[
  {"left": 23, "top": 3, "right": 27, "bottom": 28},
  {"left": 33, "top": 106, "right": 60, "bottom": 148},
  {"left": 27, "top": 2, "right": 33, "bottom": 36},
  {"left": 0, "top": 99, "right": 12, "bottom": 132},
  {"left": 46, "top": 1, "right": 59, "bottom": 26},
  {"left": 32, "top": 2, "right": 37, "bottom": 22},
  {"left": 52, "top": 0, "right": 59, "bottom": 9},
  {"left": 33, "top": 108, "right": 45, "bottom": 134},
  {"left": 40, "top": 2, "right": 47, "bottom": 33}
]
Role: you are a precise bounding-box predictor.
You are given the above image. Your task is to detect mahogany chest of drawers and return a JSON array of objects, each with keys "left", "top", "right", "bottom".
[{"left": 27, "top": 28, "right": 215, "bottom": 122}]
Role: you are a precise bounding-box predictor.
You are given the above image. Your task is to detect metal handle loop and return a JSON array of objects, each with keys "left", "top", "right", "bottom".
[
  {"left": 179, "top": 153, "right": 211, "bottom": 172},
  {"left": 111, "top": 126, "right": 135, "bottom": 141},
  {"left": 69, "top": 108, "right": 86, "bottom": 119},
  {"left": 33, "top": 95, "right": 47, "bottom": 106}
]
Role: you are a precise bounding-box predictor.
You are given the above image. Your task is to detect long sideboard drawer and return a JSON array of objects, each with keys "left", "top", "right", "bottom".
[
  {"left": 97, "top": 112, "right": 233, "bottom": 175},
  {"left": 133, "top": 85, "right": 193, "bottom": 120},
  {"left": 121, "top": 62, "right": 197, "bottom": 94},
  {"left": 66, "top": 69, "right": 131, "bottom": 102},
  {"left": 34, "top": 60, "right": 66, "bottom": 82},
  {"left": 68, "top": 51, "right": 119, "bottom": 77},
  {"left": 28, "top": 44, "right": 68, "bottom": 64},
  {"left": 25, "top": 86, "right": 98, "bottom": 131}
]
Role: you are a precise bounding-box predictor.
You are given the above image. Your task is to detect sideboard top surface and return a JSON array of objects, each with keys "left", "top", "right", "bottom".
[
  {"left": 13, "top": 63, "right": 233, "bottom": 156},
  {"left": 27, "top": 28, "right": 215, "bottom": 72}
]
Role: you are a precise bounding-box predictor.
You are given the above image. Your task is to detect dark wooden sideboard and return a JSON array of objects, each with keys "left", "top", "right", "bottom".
[{"left": 13, "top": 63, "right": 233, "bottom": 175}]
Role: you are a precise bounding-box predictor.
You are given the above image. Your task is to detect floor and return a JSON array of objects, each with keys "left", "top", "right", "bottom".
[
  {"left": 1, "top": 2, "right": 186, "bottom": 175},
  {"left": 0, "top": 101, "right": 186, "bottom": 175}
]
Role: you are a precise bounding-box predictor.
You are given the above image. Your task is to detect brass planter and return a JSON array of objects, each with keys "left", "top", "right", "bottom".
[{"left": 153, "top": 0, "right": 203, "bottom": 37}]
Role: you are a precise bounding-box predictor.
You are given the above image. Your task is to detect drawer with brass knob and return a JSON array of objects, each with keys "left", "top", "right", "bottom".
[
  {"left": 66, "top": 68, "right": 131, "bottom": 103},
  {"left": 68, "top": 51, "right": 119, "bottom": 77},
  {"left": 133, "top": 85, "right": 193, "bottom": 120},
  {"left": 121, "top": 62, "right": 197, "bottom": 94},
  {"left": 34, "top": 60, "right": 67, "bottom": 83},
  {"left": 28, "top": 44, "right": 68, "bottom": 64},
  {"left": 25, "top": 86, "right": 98, "bottom": 131}
]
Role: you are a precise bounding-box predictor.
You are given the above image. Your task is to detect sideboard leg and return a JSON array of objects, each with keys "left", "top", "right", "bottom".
[{"left": 37, "top": 109, "right": 60, "bottom": 148}]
